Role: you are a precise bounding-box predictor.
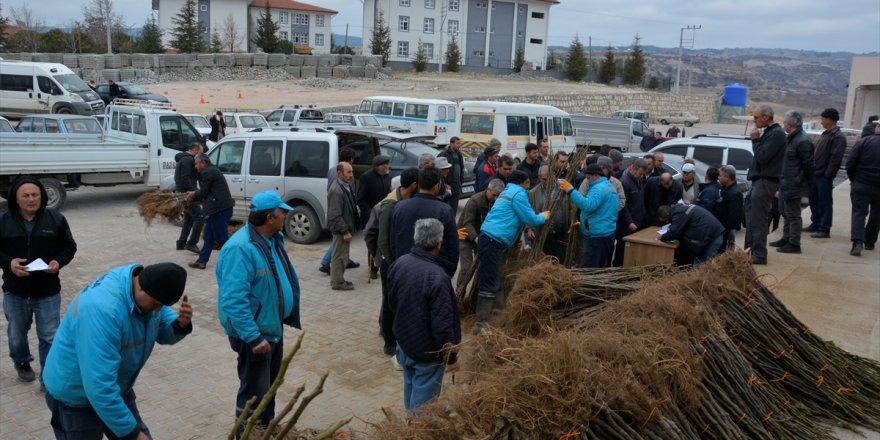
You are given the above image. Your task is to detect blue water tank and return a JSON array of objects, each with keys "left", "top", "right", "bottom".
[{"left": 723, "top": 84, "right": 748, "bottom": 107}]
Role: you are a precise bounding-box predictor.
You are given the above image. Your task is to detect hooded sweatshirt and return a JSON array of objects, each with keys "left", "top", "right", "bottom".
[{"left": 0, "top": 177, "right": 77, "bottom": 298}]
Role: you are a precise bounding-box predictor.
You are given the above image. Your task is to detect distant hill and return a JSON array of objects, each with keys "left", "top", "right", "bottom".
[{"left": 332, "top": 33, "right": 362, "bottom": 49}]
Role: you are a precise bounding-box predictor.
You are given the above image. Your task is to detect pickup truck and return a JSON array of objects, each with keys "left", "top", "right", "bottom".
[
  {"left": 0, "top": 98, "right": 203, "bottom": 209},
  {"left": 570, "top": 115, "right": 647, "bottom": 152},
  {"left": 264, "top": 105, "right": 325, "bottom": 129}
]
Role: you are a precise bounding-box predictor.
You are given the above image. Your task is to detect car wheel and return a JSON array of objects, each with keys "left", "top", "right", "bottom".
[
  {"left": 284, "top": 204, "right": 321, "bottom": 244},
  {"left": 684, "top": 121, "right": 693, "bottom": 127},
  {"left": 39, "top": 178, "right": 67, "bottom": 210},
  {"left": 55, "top": 107, "right": 73, "bottom": 114},
  {"left": 660, "top": 119, "right": 668, "bottom": 125}
]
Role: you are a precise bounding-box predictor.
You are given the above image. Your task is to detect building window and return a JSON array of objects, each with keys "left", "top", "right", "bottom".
[
  {"left": 399, "top": 16, "right": 410, "bottom": 31},
  {"left": 294, "top": 33, "right": 309, "bottom": 44},
  {"left": 398, "top": 41, "right": 409, "bottom": 58},
  {"left": 425, "top": 0, "right": 435, "bottom": 8},
  {"left": 519, "top": 6, "right": 525, "bottom": 13},
  {"left": 474, "top": 26, "right": 485, "bottom": 33},
  {"left": 424, "top": 18, "right": 434, "bottom": 33},
  {"left": 530, "top": 38, "right": 543, "bottom": 44},
  {"left": 447, "top": 19, "right": 459, "bottom": 34},
  {"left": 279, "top": 31, "right": 289, "bottom": 40},
  {"left": 472, "top": 50, "right": 483, "bottom": 57},
  {"left": 449, "top": 0, "right": 459, "bottom": 11},
  {"left": 199, "top": 4, "right": 207, "bottom": 12},
  {"left": 294, "top": 13, "right": 309, "bottom": 25},
  {"left": 279, "top": 12, "right": 288, "bottom": 24},
  {"left": 400, "top": 0, "right": 410, "bottom": 6},
  {"left": 532, "top": 12, "right": 545, "bottom": 19},
  {"left": 315, "top": 33, "right": 324, "bottom": 46},
  {"left": 316, "top": 14, "right": 324, "bottom": 27},
  {"left": 423, "top": 42, "right": 434, "bottom": 59},
  {"left": 476, "top": 1, "right": 486, "bottom": 7}
]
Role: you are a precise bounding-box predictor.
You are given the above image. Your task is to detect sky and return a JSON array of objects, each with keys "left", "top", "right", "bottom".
[{"left": 6, "top": 0, "right": 880, "bottom": 53}]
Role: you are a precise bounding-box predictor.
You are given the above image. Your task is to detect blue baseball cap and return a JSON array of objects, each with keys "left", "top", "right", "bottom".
[{"left": 250, "top": 191, "right": 293, "bottom": 212}]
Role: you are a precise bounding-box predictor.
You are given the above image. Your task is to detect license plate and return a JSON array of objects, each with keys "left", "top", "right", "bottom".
[{"left": 462, "top": 185, "right": 474, "bottom": 194}]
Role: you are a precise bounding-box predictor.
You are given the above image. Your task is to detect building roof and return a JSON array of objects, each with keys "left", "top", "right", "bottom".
[{"left": 249, "top": 0, "right": 338, "bottom": 14}]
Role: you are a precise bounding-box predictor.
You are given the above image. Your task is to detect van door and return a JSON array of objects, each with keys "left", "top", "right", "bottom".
[
  {"left": 532, "top": 117, "right": 546, "bottom": 144},
  {"left": 156, "top": 115, "right": 200, "bottom": 185},
  {"left": 245, "top": 138, "right": 286, "bottom": 204},
  {"left": 208, "top": 140, "right": 249, "bottom": 220},
  {"left": 36, "top": 76, "right": 58, "bottom": 114},
  {"left": 0, "top": 68, "right": 38, "bottom": 116}
]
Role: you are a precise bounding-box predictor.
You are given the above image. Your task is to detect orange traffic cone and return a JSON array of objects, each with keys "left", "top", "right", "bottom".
[
  {"left": 199, "top": 95, "right": 206, "bottom": 104},
  {"left": 237, "top": 90, "right": 243, "bottom": 99}
]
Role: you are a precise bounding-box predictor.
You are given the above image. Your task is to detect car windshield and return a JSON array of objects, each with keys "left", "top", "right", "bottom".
[
  {"left": 358, "top": 116, "right": 381, "bottom": 126},
  {"left": 125, "top": 84, "right": 149, "bottom": 95},
  {"left": 53, "top": 74, "right": 90, "bottom": 93},
  {"left": 398, "top": 143, "right": 440, "bottom": 158},
  {"left": 62, "top": 118, "right": 102, "bottom": 133},
  {"left": 239, "top": 116, "right": 268, "bottom": 128},
  {"left": 186, "top": 116, "right": 210, "bottom": 128},
  {"left": 0, "top": 119, "right": 14, "bottom": 132}
]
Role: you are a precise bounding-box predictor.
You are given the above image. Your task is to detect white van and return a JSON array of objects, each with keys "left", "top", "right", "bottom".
[
  {"left": 0, "top": 61, "right": 105, "bottom": 117},
  {"left": 357, "top": 96, "right": 457, "bottom": 145},
  {"left": 456, "top": 100, "right": 576, "bottom": 161}
]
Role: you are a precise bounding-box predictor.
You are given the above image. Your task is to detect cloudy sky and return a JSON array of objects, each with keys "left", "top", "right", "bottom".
[{"left": 9, "top": 0, "right": 880, "bottom": 53}]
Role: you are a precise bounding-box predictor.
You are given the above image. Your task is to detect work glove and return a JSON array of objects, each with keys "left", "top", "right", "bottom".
[
  {"left": 540, "top": 211, "right": 551, "bottom": 221},
  {"left": 559, "top": 179, "right": 573, "bottom": 193},
  {"left": 457, "top": 227, "right": 468, "bottom": 241}
]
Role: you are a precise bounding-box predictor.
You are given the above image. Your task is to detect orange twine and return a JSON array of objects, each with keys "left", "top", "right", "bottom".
[
  {"left": 837, "top": 387, "right": 854, "bottom": 394},
  {"left": 640, "top": 397, "right": 670, "bottom": 431},
  {"left": 771, "top": 372, "right": 790, "bottom": 383},
  {"left": 816, "top": 376, "right": 826, "bottom": 388},
  {"left": 763, "top": 411, "right": 774, "bottom": 422},
  {"left": 559, "top": 430, "right": 581, "bottom": 440}
]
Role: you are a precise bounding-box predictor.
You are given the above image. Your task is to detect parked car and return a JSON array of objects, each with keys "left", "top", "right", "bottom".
[
  {"left": 95, "top": 82, "right": 170, "bottom": 104},
  {"left": 183, "top": 114, "right": 212, "bottom": 137},
  {"left": 621, "top": 152, "right": 710, "bottom": 181},
  {"left": 611, "top": 109, "right": 650, "bottom": 124},
  {"left": 649, "top": 134, "right": 753, "bottom": 190},
  {"left": 0, "top": 116, "right": 14, "bottom": 132},
  {"left": 211, "top": 111, "right": 270, "bottom": 135},
  {"left": 659, "top": 112, "right": 700, "bottom": 127},
  {"left": 14, "top": 114, "right": 103, "bottom": 134}
]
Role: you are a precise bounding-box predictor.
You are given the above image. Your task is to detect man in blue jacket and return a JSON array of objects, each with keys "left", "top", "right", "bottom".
[
  {"left": 387, "top": 218, "right": 461, "bottom": 413},
  {"left": 43, "top": 262, "right": 191, "bottom": 440},
  {"left": 560, "top": 164, "right": 619, "bottom": 267},
  {"left": 474, "top": 170, "right": 549, "bottom": 334},
  {"left": 217, "top": 191, "right": 301, "bottom": 435}
]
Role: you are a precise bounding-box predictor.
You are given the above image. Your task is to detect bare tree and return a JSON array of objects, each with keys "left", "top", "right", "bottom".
[
  {"left": 221, "top": 13, "right": 243, "bottom": 53},
  {"left": 82, "top": 0, "right": 122, "bottom": 53},
  {"left": 9, "top": 4, "right": 45, "bottom": 52}
]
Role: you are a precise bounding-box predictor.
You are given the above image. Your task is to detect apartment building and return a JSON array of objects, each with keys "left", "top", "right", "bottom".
[
  {"left": 156, "top": 0, "right": 336, "bottom": 54},
  {"left": 362, "top": 0, "right": 558, "bottom": 70}
]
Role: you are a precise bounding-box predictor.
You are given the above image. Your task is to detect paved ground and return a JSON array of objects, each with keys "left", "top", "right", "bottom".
[{"left": 1, "top": 179, "right": 877, "bottom": 439}]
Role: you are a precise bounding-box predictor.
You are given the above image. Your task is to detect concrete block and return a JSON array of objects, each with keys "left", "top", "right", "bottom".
[
  {"left": 214, "top": 54, "right": 233, "bottom": 67},
  {"left": 267, "top": 53, "right": 287, "bottom": 67},
  {"left": 198, "top": 54, "right": 215, "bottom": 67},
  {"left": 47, "top": 53, "right": 64, "bottom": 63},
  {"left": 349, "top": 66, "right": 365, "bottom": 78},
  {"left": 253, "top": 53, "right": 268, "bottom": 67},
  {"left": 288, "top": 54, "right": 304, "bottom": 66},
  {"left": 332, "top": 66, "right": 349, "bottom": 78},
  {"left": 301, "top": 66, "right": 317, "bottom": 78},
  {"left": 317, "top": 66, "right": 332, "bottom": 78},
  {"left": 234, "top": 54, "right": 253, "bottom": 67},
  {"left": 365, "top": 66, "right": 378, "bottom": 79},
  {"left": 284, "top": 66, "right": 301, "bottom": 78},
  {"left": 62, "top": 55, "right": 79, "bottom": 68},
  {"left": 302, "top": 56, "right": 318, "bottom": 67},
  {"left": 351, "top": 55, "right": 366, "bottom": 67}
]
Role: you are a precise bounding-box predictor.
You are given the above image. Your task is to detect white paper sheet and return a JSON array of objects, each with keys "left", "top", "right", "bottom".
[
  {"left": 657, "top": 224, "right": 670, "bottom": 236},
  {"left": 25, "top": 258, "right": 49, "bottom": 272}
]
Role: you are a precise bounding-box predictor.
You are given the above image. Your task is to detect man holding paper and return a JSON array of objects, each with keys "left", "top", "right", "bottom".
[{"left": 0, "top": 176, "right": 77, "bottom": 383}]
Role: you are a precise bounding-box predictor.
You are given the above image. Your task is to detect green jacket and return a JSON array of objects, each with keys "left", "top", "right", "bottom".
[
  {"left": 457, "top": 190, "right": 493, "bottom": 243},
  {"left": 377, "top": 189, "right": 402, "bottom": 264}
]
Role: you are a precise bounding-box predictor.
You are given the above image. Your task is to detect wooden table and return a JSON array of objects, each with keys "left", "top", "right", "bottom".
[{"left": 622, "top": 226, "right": 679, "bottom": 267}]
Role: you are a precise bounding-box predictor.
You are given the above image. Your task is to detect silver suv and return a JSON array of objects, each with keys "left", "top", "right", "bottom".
[{"left": 649, "top": 134, "right": 753, "bottom": 185}]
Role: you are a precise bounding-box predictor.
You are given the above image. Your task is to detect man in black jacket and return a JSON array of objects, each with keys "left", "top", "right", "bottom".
[
  {"left": 387, "top": 218, "right": 460, "bottom": 413},
  {"left": 186, "top": 154, "right": 235, "bottom": 269},
  {"left": 806, "top": 108, "right": 847, "bottom": 239},
  {"left": 745, "top": 104, "right": 786, "bottom": 265},
  {"left": 174, "top": 143, "right": 205, "bottom": 253},
  {"left": 356, "top": 155, "right": 391, "bottom": 229},
  {"left": 714, "top": 165, "right": 744, "bottom": 252},
  {"left": 209, "top": 111, "right": 226, "bottom": 142},
  {"left": 517, "top": 142, "right": 543, "bottom": 187},
  {"left": 613, "top": 159, "right": 649, "bottom": 266},
  {"left": 658, "top": 204, "right": 725, "bottom": 267},
  {"left": 772, "top": 112, "right": 815, "bottom": 254},
  {"left": 861, "top": 115, "right": 878, "bottom": 138},
  {"left": 847, "top": 120, "right": 880, "bottom": 256},
  {"left": 644, "top": 172, "right": 684, "bottom": 226},
  {"left": 438, "top": 136, "right": 465, "bottom": 212},
  {"left": 0, "top": 177, "right": 77, "bottom": 382}
]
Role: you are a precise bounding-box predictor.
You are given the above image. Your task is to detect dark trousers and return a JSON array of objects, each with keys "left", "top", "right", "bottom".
[
  {"left": 477, "top": 233, "right": 505, "bottom": 300},
  {"left": 542, "top": 232, "right": 568, "bottom": 264},
  {"left": 851, "top": 182, "right": 880, "bottom": 247},
  {"left": 177, "top": 203, "right": 204, "bottom": 247},
  {"left": 745, "top": 179, "right": 779, "bottom": 261},
  {"left": 447, "top": 188, "right": 461, "bottom": 214},
  {"left": 780, "top": 195, "right": 803, "bottom": 246},
  {"left": 580, "top": 234, "right": 614, "bottom": 268},
  {"left": 808, "top": 176, "right": 834, "bottom": 233},
  {"left": 46, "top": 390, "right": 151, "bottom": 440},
  {"left": 379, "top": 259, "right": 396, "bottom": 353},
  {"left": 198, "top": 208, "right": 232, "bottom": 263},
  {"left": 612, "top": 227, "right": 633, "bottom": 267},
  {"left": 228, "top": 336, "right": 283, "bottom": 432}
]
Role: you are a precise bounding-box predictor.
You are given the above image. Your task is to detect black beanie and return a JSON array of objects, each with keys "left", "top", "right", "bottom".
[
  {"left": 139, "top": 263, "right": 187, "bottom": 306},
  {"left": 509, "top": 170, "right": 530, "bottom": 185}
]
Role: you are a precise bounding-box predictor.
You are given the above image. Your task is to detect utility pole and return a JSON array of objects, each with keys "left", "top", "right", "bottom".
[
  {"left": 438, "top": 3, "right": 447, "bottom": 73},
  {"left": 344, "top": 24, "right": 349, "bottom": 49},
  {"left": 674, "top": 25, "right": 700, "bottom": 95}
]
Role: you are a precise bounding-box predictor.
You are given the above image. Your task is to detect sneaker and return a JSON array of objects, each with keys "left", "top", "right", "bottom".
[
  {"left": 865, "top": 243, "right": 875, "bottom": 251},
  {"left": 346, "top": 260, "right": 361, "bottom": 269},
  {"left": 188, "top": 261, "right": 206, "bottom": 270},
  {"left": 769, "top": 239, "right": 788, "bottom": 247},
  {"left": 850, "top": 242, "right": 864, "bottom": 257},
  {"left": 185, "top": 244, "right": 201, "bottom": 254},
  {"left": 14, "top": 362, "right": 36, "bottom": 382},
  {"left": 176, "top": 243, "right": 185, "bottom": 251},
  {"left": 810, "top": 231, "right": 830, "bottom": 239},
  {"left": 391, "top": 355, "right": 403, "bottom": 371},
  {"left": 383, "top": 346, "right": 396, "bottom": 356},
  {"left": 318, "top": 264, "right": 330, "bottom": 274},
  {"left": 776, "top": 244, "right": 802, "bottom": 254}
]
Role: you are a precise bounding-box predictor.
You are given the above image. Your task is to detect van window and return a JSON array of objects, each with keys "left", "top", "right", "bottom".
[
  {"left": 1, "top": 74, "right": 33, "bottom": 92},
  {"left": 392, "top": 103, "right": 405, "bottom": 117},
  {"left": 372, "top": 101, "right": 392, "bottom": 115},
  {"left": 460, "top": 114, "right": 494, "bottom": 135},
  {"left": 405, "top": 104, "right": 429, "bottom": 119},
  {"left": 301, "top": 109, "right": 323, "bottom": 120},
  {"left": 282, "top": 111, "right": 296, "bottom": 122},
  {"left": 553, "top": 117, "right": 563, "bottom": 136},
  {"left": 507, "top": 116, "right": 529, "bottom": 136},
  {"left": 563, "top": 118, "right": 573, "bottom": 136},
  {"left": 285, "top": 140, "right": 330, "bottom": 178},
  {"left": 728, "top": 148, "right": 753, "bottom": 171},
  {"left": 250, "top": 140, "right": 283, "bottom": 176},
  {"left": 240, "top": 116, "right": 268, "bottom": 129},
  {"left": 545, "top": 118, "right": 554, "bottom": 136},
  {"left": 266, "top": 110, "right": 283, "bottom": 122},
  {"left": 358, "top": 100, "right": 372, "bottom": 112},
  {"left": 37, "top": 76, "right": 55, "bottom": 94},
  {"left": 133, "top": 114, "right": 147, "bottom": 135},
  {"left": 159, "top": 116, "right": 199, "bottom": 152},
  {"left": 119, "top": 113, "right": 133, "bottom": 132},
  {"left": 111, "top": 112, "right": 119, "bottom": 130},
  {"left": 447, "top": 105, "right": 456, "bottom": 121},
  {"left": 224, "top": 115, "right": 237, "bottom": 128},
  {"left": 657, "top": 145, "right": 688, "bottom": 157},
  {"left": 691, "top": 146, "right": 724, "bottom": 167},
  {"left": 438, "top": 106, "right": 447, "bottom": 120},
  {"left": 212, "top": 141, "right": 245, "bottom": 174}
]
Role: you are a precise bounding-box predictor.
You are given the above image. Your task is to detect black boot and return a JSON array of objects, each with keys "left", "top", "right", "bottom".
[
  {"left": 471, "top": 297, "right": 494, "bottom": 335},
  {"left": 491, "top": 290, "right": 507, "bottom": 317}
]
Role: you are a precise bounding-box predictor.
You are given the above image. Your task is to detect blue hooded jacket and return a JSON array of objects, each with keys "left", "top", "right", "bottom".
[
  {"left": 480, "top": 182, "right": 546, "bottom": 248},
  {"left": 570, "top": 177, "right": 619, "bottom": 238},
  {"left": 217, "top": 224, "right": 301, "bottom": 348},
  {"left": 43, "top": 264, "right": 190, "bottom": 438}
]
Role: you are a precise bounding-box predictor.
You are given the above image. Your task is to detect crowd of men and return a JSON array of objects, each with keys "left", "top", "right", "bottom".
[{"left": 1, "top": 105, "right": 878, "bottom": 435}]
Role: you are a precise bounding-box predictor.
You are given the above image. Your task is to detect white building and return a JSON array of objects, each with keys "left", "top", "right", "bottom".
[
  {"left": 156, "top": 0, "right": 336, "bottom": 54},
  {"left": 361, "top": 0, "right": 557, "bottom": 70}
]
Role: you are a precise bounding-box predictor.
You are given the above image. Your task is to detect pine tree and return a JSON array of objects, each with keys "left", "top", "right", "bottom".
[
  {"left": 369, "top": 10, "right": 392, "bottom": 66},
  {"left": 647, "top": 76, "right": 660, "bottom": 90},
  {"left": 445, "top": 38, "right": 461, "bottom": 72},
  {"left": 622, "top": 34, "right": 646, "bottom": 85},
  {"left": 564, "top": 36, "right": 588, "bottom": 82},
  {"left": 169, "top": 0, "right": 202, "bottom": 53},
  {"left": 138, "top": 14, "right": 164, "bottom": 53},
  {"left": 599, "top": 45, "right": 617, "bottom": 84},
  {"left": 252, "top": 3, "right": 280, "bottom": 53},
  {"left": 512, "top": 46, "right": 525, "bottom": 72},
  {"left": 210, "top": 29, "right": 223, "bottom": 53},
  {"left": 412, "top": 39, "right": 428, "bottom": 72}
]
